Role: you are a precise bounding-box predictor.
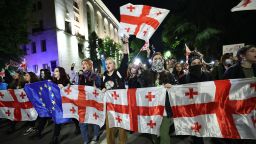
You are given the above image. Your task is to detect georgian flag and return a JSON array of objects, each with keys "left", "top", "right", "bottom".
[
  {"left": 168, "top": 78, "right": 256, "bottom": 139},
  {"left": 231, "top": 0, "right": 256, "bottom": 12},
  {"left": 61, "top": 85, "right": 105, "bottom": 127},
  {"left": 119, "top": 3, "right": 169, "bottom": 41},
  {"left": 105, "top": 87, "right": 166, "bottom": 135},
  {"left": 0, "top": 89, "right": 38, "bottom": 121}
]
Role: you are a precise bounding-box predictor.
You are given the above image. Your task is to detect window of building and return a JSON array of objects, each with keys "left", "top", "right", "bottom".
[
  {"left": 22, "top": 45, "right": 27, "bottom": 55},
  {"left": 65, "top": 21, "right": 72, "bottom": 34},
  {"left": 73, "top": 8, "right": 79, "bottom": 14},
  {"left": 74, "top": 16, "right": 79, "bottom": 22},
  {"left": 42, "top": 64, "right": 49, "bottom": 69},
  {"left": 86, "top": 5, "right": 92, "bottom": 34},
  {"left": 37, "top": 1, "right": 42, "bottom": 10},
  {"left": 78, "top": 43, "right": 84, "bottom": 59},
  {"left": 31, "top": 42, "right": 36, "bottom": 54},
  {"left": 41, "top": 40, "right": 46, "bottom": 52},
  {"left": 50, "top": 60, "right": 57, "bottom": 72},
  {"left": 73, "top": 1, "right": 79, "bottom": 9},
  {"left": 33, "top": 65, "right": 38, "bottom": 73}
]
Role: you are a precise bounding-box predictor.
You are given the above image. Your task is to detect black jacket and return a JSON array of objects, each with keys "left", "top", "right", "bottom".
[
  {"left": 140, "top": 70, "right": 178, "bottom": 87},
  {"left": 180, "top": 71, "right": 212, "bottom": 84},
  {"left": 102, "top": 54, "right": 128, "bottom": 90},
  {"left": 223, "top": 63, "right": 256, "bottom": 79}
]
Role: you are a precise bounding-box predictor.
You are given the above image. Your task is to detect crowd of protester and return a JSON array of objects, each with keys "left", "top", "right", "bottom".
[{"left": 0, "top": 43, "right": 255, "bottom": 144}]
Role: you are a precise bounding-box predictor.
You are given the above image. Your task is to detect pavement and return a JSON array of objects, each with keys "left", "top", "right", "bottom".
[{"left": 0, "top": 119, "right": 255, "bottom": 144}]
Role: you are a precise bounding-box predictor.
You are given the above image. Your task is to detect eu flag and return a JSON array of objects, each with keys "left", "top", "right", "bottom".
[{"left": 24, "top": 81, "right": 70, "bottom": 124}]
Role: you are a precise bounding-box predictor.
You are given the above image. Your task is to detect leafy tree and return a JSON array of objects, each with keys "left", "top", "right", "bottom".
[
  {"left": 0, "top": 0, "right": 33, "bottom": 68},
  {"left": 98, "top": 37, "right": 121, "bottom": 59},
  {"left": 161, "top": 0, "right": 224, "bottom": 61}
]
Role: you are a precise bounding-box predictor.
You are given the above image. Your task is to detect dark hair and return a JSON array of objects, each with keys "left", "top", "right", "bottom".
[
  {"left": 188, "top": 51, "right": 203, "bottom": 65},
  {"left": 40, "top": 69, "right": 52, "bottom": 80},
  {"left": 236, "top": 45, "right": 256, "bottom": 61},
  {"left": 220, "top": 53, "right": 233, "bottom": 64},
  {"left": 25, "top": 72, "right": 39, "bottom": 83},
  {"left": 52, "top": 67, "right": 70, "bottom": 85},
  {"left": 173, "top": 63, "right": 184, "bottom": 75}
]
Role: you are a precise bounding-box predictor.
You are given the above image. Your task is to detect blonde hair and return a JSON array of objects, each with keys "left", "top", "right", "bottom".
[{"left": 105, "top": 57, "right": 116, "bottom": 65}]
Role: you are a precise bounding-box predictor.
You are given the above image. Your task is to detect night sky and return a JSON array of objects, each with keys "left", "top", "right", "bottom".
[{"left": 102, "top": 0, "right": 256, "bottom": 53}]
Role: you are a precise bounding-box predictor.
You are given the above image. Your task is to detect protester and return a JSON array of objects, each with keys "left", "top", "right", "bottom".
[
  {"left": 165, "top": 57, "right": 176, "bottom": 73},
  {"left": 140, "top": 52, "right": 178, "bottom": 144},
  {"left": 224, "top": 45, "right": 256, "bottom": 79},
  {"left": 180, "top": 51, "right": 212, "bottom": 84},
  {"left": 23, "top": 72, "right": 40, "bottom": 136},
  {"left": 78, "top": 58, "right": 102, "bottom": 144},
  {"left": 28, "top": 69, "right": 52, "bottom": 137},
  {"left": 172, "top": 62, "right": 185, "bottom": 84},
  {"left": 211, "top": 53, "right": 234, "bottom": 80},
  {"left": 127, "top": 63, "right": 145, "bottom": 88},
  {"left": 102, "top": 37, "right": 129, "bottom": 144},
  {"left": 51, "top": 67, "right": 80, "bottom": 144}
]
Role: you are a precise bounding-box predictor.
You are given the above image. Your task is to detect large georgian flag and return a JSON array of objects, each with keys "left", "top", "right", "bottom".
[
  {"left": 119, "top": 3, "right": 169, "bottom": 41},
  {"left": 168, "top": 78, "right": 256, "bottom": 139},
  {"left": 231, "top": 0, "right": 256, "bottom": 12},
  {"left": 0, "top": 89, "right": 38, "bottom": 121},
  {"left": 105, "top": 87, "right": 166, "bottom": 135},
  {"left": 61, "top": 85, "right": 105, "bottom": 127}
]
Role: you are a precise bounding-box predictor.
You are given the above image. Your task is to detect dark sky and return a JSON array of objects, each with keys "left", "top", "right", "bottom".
[{"left": 102, "top": 0, "right": 256, "bottom": 53}]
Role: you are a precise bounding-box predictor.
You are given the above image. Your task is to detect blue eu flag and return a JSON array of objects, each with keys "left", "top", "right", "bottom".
[{"left": 24, "top": 81, "right": 71, "bottom": 124}]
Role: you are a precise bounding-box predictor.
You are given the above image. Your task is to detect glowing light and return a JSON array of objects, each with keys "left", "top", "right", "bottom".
[
  {"left": 180, "top": 60, "right": 184, "bottom": 63},
  {"left": 164, "top": 51, "right": 171, "bottom": 59},
  {"left": 134, "top": 58, "right": 141, "bottom": 65}
]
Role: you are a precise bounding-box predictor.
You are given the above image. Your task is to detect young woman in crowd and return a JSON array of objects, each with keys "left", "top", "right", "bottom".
[
  {"left": 28, "top": 69, "right": 53, "bottom": 137},
  {"left": 5, "top": 70, "right": 25, "bottom": 133},
  {"left": 224, "top": 45, "right": 256, "bottom": 79},
  {"left": 172, "top": 62, "right": 185, "bottom": 84},
  {"left": 180, "top": 51, "right": 212, "bottom": 84},
  {"left": 23, "top": 72, "right": 40, "bottom": 136},
  {"left": 211, "top": 53, "right": 234, "bottom": 80},
  {"left": 78, "top": 58, "right": 102, "bottom": 144},
  {"left": 140, "top": 52, "right": 178, "bottom": 144},
  {"left": 51, "top": 67, "right": 80, "bottom": 144},
  {"left": 102, "top": 37, "right": 129, "bottom": 144}
]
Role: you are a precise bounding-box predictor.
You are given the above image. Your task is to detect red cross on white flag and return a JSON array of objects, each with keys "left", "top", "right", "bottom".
[
  {"left": 106, "top": 87, "right": 166, "bottom": 135},
  {"left": 61, "top": 85, "right": 105, "bottom": 127},
  {"left": 231, "top": 0, "right": 256, "bottom": 12},
  {"left": 168, "top": 78, "right": 256, "bottom": 139},
  {"left": 0, "top": 89, "right": 38, "bottom": 121},
  {"left": 119, "top": 3, "right": 169, "bottom": 41}
]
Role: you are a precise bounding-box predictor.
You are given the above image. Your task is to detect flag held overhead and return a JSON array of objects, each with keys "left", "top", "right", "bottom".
[
  {"left": 231, "top": 0, "right": 256, "bottom": 12},
  {"left": 119, "top": 3, "right": 169, "bottom": 41}
]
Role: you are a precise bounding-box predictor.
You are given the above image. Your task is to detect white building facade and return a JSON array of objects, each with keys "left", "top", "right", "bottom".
[{"left": 23, "top": 0, "right": 120, "bottom": 75}]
